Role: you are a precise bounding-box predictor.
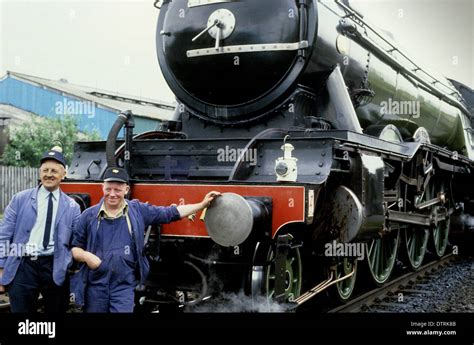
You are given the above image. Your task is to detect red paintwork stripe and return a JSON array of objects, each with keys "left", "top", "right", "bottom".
[{"left": 61, "top": 182, "right": 306, "bottom": 238}]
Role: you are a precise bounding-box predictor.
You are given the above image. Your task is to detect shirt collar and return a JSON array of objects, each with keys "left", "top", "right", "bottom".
[
  {"left": 98, "top": 200, "right": 128, "bottom": 219},
  {"left": 39, "top": 185, "right": 60, "bottom": 200}
]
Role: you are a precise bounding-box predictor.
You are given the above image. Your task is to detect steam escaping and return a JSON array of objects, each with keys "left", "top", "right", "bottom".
[{"left": 185, "top": 290, "right": 290, "bottom": 313}]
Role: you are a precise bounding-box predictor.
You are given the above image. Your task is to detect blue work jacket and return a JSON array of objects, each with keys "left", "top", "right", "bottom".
[{"left": 0, "top": 186, "right": 81, "bottom": 286}]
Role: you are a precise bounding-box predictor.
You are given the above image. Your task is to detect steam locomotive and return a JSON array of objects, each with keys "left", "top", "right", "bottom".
[{"left": 61, "top": 0, "right": 474, "bottom": 309}]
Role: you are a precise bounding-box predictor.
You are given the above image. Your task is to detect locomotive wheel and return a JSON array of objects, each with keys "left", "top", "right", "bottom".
[
  {"left": 404, "top": 178, "right": 432, "bottom": 270},
  {"left": 404, "top": 192, "right": 429, "bottom": 269},
  {"left": 430, "top": 181, "right": 450, "bottom": 258},
  {"left": 404, "top": 227, "right": 429, "bottom": 270},
  {"left": 364, "top": 124, "right": 402, "bottom": 285},
  {"left": 366, "top": 229, "right": 400, "bottom": 285},
  {"left": 403, "top": 128, "right": 435, "bottom": 269},
  {"left": 263, "top": 246, "right": 302, "bottom": 302},
  {"left": 431, "top": 216, "right": 450, "bottom": 258},
  {"left": 333, "top": 257, "right": 357, "bottom": 302}
]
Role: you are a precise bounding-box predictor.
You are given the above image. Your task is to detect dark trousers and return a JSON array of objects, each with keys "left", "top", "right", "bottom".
[{"left": 8, "top": 256, "right": 69, "bottom": 313}]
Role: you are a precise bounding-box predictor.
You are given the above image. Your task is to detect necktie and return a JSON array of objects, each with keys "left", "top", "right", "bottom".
[{"left": 43, "top": 193, "right": 53, "bottom": 250}]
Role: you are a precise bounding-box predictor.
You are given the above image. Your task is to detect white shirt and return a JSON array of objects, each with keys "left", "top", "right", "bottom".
[{"left": 26, "top": 186, "right": 60, "bottom": 256}]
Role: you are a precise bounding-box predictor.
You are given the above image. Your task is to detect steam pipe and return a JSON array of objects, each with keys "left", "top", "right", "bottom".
[{"left": 105, "top": 110, "right": 134, "bottom": 172}]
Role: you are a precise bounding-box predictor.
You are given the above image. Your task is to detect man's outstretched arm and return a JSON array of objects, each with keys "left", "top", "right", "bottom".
[{"left": 176, "top": 191, "right": 221, "bottom": 218}]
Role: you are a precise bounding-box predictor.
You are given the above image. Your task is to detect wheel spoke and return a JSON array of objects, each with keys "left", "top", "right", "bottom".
[
  {"left": 381, "top": 238, "right": 388, "bottom": 274},
  {"left": 374, "top": 241, "right": 381, "bottom": 277},
  {"left": 409, "top": 233, "right": 416, "bottom": 258},
  {"left": 407, "top": 234, "right": 413, "bottom": 252},
  {"left": 412, "top": 233, "right": 417, "bottom": 253},
  {"left": 368, "top": 241, "right": 375, "bottom": 258},
  {"left": 369, "top": 241, "right": 377, "bottom": 268}
]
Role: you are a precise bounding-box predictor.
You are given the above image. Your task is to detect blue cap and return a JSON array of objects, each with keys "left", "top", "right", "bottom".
[
  {"left": 40, "top": 149, "right": 67, "bottom": 167},
  {"left": 103, "top": 167, "right": 129, "bottom": 184}
]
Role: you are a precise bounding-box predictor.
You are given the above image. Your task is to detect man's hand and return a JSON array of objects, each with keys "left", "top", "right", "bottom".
[
  {"left": 84, "top": 252, "right": 102, "bottom": 270},
  {"left": 177, "top": 191, "right": 221, "bottom": 218},
  {"left": 0, "top": 268, "right": 4, "bottom": 294},
  {"left": 200, "top": 191, "right": 221, "bottom": 208}
]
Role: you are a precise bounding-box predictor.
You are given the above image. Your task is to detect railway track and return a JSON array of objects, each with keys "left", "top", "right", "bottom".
[
  {"left": 328, "top": 255, "right": 456, "bottom": 313},
  {"left": 0, "top": 255, "right": 464, "bottom": 314}
]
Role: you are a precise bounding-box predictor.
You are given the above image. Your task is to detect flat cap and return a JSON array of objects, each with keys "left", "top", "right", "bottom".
[
  {"left": 103, "top": 167, "right": 129, "bottom": 184},
  {"left": 40, "top": 147, "right": 67, "bottom": 167}
]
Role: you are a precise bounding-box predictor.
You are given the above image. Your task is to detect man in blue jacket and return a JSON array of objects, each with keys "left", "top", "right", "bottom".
[
  {"left": 0, "top": 147, "right": 81, "bottom": 312},
  {"left": 71, "top": 167, "right": 220, "bottom": 312}
]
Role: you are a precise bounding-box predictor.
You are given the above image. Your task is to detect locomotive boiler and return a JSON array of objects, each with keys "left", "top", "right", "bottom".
[{"left": 61, "top": 0, "right": 474, "bottom": 309}]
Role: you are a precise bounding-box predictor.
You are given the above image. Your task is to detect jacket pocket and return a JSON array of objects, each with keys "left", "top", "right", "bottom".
[{"left": 88, "top": 256, "right": 109, "bottom": 282}]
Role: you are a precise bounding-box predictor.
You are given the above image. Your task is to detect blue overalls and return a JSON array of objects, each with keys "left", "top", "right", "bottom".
[
  {"left": 85, "top": 214, "right": 137, "bottom": 312},
  {"left": 71, "top": 199, "right": 181, "bottom": 311}
]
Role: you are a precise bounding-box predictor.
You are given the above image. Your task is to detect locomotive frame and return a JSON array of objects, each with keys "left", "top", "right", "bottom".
[{"left": 61, "top": 0, "right": 474, "bottom": 310}]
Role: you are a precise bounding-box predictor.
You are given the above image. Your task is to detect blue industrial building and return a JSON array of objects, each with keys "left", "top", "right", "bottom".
[{"left": 0, "top": 71, "right": 176, "bottom": 139}]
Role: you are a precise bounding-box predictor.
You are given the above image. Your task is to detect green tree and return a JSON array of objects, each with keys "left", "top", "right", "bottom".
[{"left": 2, "top": 115, "right": 100, "bottom": 167}]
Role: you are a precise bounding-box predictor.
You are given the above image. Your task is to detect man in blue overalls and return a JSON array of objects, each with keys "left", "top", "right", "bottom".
[{"left": 71, "top": 167, "right": 220, "bottom": 312}]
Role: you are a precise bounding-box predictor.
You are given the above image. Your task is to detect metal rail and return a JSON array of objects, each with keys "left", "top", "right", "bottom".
[{"left": 328, "top": 255, "right": 455, "bottom": 313}]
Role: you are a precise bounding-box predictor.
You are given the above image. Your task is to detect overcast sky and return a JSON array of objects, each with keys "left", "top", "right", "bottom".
[{"left": 0, "top": 0, "right": 472, "bottom": 104}]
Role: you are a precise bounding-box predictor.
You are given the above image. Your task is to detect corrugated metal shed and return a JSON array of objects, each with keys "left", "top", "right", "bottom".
[{"left": 0, "top": 71, "right": 176, "bottom": 139}]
